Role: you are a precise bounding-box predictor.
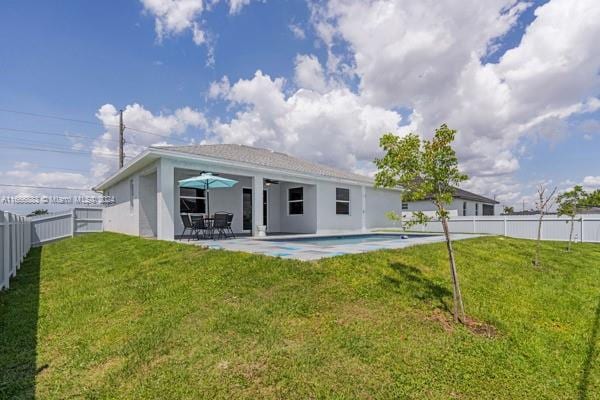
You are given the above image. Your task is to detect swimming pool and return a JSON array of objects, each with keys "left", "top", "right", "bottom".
[{"left": 265, "top": 233, "right": 434, "bottom": 247}]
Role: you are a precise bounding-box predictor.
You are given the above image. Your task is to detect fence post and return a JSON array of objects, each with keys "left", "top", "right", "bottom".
[
  {"left": 504, "top": 216, "right": 507, "bottom": 236},
  {"left": 473, "top": 216, "right": 476, "bottom": 233},
  {"left": 2, "top": 211, "right": 9, "bottom": 289},
  {"left": 580, "top": 216, "right": 584, "bottom": 243},
  {"left": 72, "top": 208, "right": 77, "bottom": 237},
  {"left": 10, "top": 213, "right": 16, "bottom": 277}
]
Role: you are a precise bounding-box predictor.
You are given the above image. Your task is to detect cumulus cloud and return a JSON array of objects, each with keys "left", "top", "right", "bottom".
[
  {"left": 583, "top": 176, "right": 600, "bottom": 188},
  {"left": 139, "top": 0, "right": 256, "bottom": 59},
  {"left": 208, "top": 70, "right": 404, "bottom": 169},
  {"left": 92, "top": 103, "right": 207, "bottom": 179},
  {"left": 294, "top": 54, "right": 330, "bottom": 93},
  {"left": 302, "top": 0, "right": 600, "bottom": 203},
  {"left": 289, "top": 23, "right": 306, "bottom": 39}
]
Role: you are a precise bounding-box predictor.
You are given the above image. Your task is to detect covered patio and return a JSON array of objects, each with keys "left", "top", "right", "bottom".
[{"left": 136, "top": 157, "right": 318, "bottom": 240}]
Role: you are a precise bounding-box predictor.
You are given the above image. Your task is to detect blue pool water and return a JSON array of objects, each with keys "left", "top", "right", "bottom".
[{"left": 266, "top": 234, "right": 433, "bottom": 246}]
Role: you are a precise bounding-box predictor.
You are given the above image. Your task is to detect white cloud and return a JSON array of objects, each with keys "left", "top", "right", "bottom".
[
  {"left": 294, "top": 54, "right": 330, "bottom": 93},
  {"left": 139, "top": 0, "right": 255, "bottom": 57},
  {"left": 140, "top": 0, "right": 206, "bottom": 42},
  {"left": 92, "top": 103, "right": 207, "bottom": 179},
  {"left": 208, "top": 70, "right": 404, "bottom": 169},
  {"left": 305, "top": 0, "right": 600, "bottom": 202},
  {"left": 289, "top": 23, "right": 306, "bottom": 39},
  {"left": 583, "top": 176, "right": 600, "bottom": 188}
]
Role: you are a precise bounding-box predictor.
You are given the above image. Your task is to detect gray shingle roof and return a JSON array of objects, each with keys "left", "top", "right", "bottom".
[
  {"left": 451, "top": 187, "right": 498, "bottom": 204},
  {"left": 154, "top": 144, "right": 374, "bottom": 184}
]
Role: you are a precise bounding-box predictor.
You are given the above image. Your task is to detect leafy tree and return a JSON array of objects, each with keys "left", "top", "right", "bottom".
[
  {"left": 533, "top": 185, "right": 557, "bottom": 267},
  {"left": 556, "top": 185, "right": 586, "bottom": 252},
  {"left": 27, "top": 209, "right": 48, "bottom": 217},
  {"left": 375, "top": 124, "right": 468, "bottom": 323},
  {"left": 503, "top": 206, "right": 514, "bottom": 214},
  {"left": 582, "top": 189, "right": 600, "bottom": 208}
]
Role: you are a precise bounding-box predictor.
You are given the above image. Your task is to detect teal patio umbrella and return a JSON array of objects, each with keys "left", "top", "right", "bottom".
[{"left": 178, "top": 173, "right": 238, "bottom": 216}]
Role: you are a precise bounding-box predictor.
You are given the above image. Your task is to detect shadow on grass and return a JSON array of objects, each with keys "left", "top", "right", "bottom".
[
  {"left": 578, "top": 294, "right": 600, "bottom": 400},
  {"left": 0, "top": 247, "right": 42, "bottom": 399},
  {"left": 387, "top": 262, "right": 452, "bottom": 313}
]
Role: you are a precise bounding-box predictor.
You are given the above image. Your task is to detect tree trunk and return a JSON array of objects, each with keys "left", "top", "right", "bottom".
[
  {"left": 534, "top": 212, "right": 544, "bottom": 267},
  {"left": 440, "top": 215, "right": 465, "bottom": 323},
  {"left": 567, "top": 215, "right": 575, "bottom": 252}
]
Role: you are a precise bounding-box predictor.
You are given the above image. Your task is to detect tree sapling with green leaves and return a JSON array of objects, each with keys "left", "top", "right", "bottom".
[
  {"left": 556, "top": 185, "right": 586, "bottom": 252},
  {"left": 375, "top": 124, "right": 468, "bottom": 324}
]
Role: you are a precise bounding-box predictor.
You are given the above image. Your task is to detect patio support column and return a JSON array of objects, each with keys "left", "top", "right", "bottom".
[
  {"left": 157, "top": 158, "right": 175, "bottom": 241},
  {"left": 252, "top": 175, "right": 264, "bottom": 237}
]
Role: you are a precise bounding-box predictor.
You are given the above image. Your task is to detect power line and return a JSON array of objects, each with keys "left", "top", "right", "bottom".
[
  {"left": 0, "top": 107, "right": 193, "bottom": 144},
  {"left": 0, "top": 126, "right": 117, "bottom": 142},
  {"left": 0, "top": 145, "right": 131, "bottom": 159},
  {"left": 0, "top": 183, "right": 95, "bottom": 191}
]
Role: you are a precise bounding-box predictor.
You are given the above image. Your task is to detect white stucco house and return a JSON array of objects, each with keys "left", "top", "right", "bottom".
[
  {"left": 93, "top": 144, "right": 403, "bottom": 240},
  {"left": 402, "top": 187, "right": 499, "bottom": 217}
]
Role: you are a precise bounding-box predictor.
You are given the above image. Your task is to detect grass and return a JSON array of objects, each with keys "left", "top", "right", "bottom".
[{"left": 1, "top": 232, "right": 599, "bottom": 399}]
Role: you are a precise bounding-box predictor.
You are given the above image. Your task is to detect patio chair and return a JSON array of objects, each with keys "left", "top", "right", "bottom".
[
  {"left": 225, "top": 212, "right": 235, "bottom": 238},
  {"left": 212, "top": 213, "right": 230, "bottom": 240},
  {"left": 190, "top": 215, "right": 210, "bottom": 240},
  {"left": 180, "top": 214, "right": 194, "bottom": 241}
]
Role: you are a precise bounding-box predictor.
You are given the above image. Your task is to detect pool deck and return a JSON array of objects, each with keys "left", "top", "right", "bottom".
[{"left": 179, "top": 232, "right": 480, "bottom": 261}]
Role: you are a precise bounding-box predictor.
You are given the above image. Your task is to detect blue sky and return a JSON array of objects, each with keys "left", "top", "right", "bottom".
[{"left": 1, "top": 0, "right": 599, "bottom": 213}]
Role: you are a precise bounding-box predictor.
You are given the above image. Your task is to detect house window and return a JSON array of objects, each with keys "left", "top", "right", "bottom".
[
  {"left": 482, "top": 204, "right": 494, "bottom": 216},
  {"left": 336, "top": 188, "right": 350, "bottom": 215},
  {"left": 463, "top": 201, "right": 467, "bottom": 216},
  {"left": 288, "top": 187, "right": 304, "bottom": 215},
  {"left": 475, "top": 203, "right": 479, "bottom": 216},
  {"left": 402, "top": 202, "right": 409, "bottom": 210},
  {"left": 129, "top": 179, "right": 134, "bottom": 212},
  {"left": 180, "top": 187, "right": 206, "bottom": 214}
]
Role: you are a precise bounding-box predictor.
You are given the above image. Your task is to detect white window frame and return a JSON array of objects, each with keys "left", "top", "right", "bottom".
[
  {"left": 335, "top": 187, "right": 351, "bottom": 215},
  {"left": 287, "top": 186, "right": 304, "bottom": 215},
  {"left": 180, "top": 187, "right": 207, "bottom": 214}
]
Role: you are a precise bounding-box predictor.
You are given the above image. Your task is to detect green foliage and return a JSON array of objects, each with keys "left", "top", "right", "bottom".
[
  {"left": 503, "top": 206, "right": 514, "bottom": 214},
  {"left": 557, "top": 185, "right": 586, "bottom": 218},
  {"left": 582, "top": 189, "right": 600, "bottom": 208},
  {"left": 26, "top": 209, "right": 48, "bottom": 217},
  {"left": 1, "top": 233, "right": 599, "bottom": 399},
  {"left": 375, "top": 124, "right": 468, "bottom": 222}
]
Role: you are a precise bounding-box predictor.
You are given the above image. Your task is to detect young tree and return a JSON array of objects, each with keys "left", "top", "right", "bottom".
[
  {"left": 533, "top": 184, "right": 557, "bottom": 267},
  {"left": 375, "top": 124, "right": 468, "bottom": 323},
  {"left": 556, "top": 185, "right": 586, "bottom": 252}
]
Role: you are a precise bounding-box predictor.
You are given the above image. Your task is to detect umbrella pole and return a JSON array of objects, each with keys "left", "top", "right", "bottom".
[{"left": 206, "top": 181, "right": 210, "bottom": 217}]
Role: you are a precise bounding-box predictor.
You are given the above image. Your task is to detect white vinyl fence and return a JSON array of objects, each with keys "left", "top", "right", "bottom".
[
  {"left": 30, "top": 207, "right": 103, "bottom": 246},
  {"left": 1, "top": 208, "right": 103, "bottom": 290},
  {"left": 1, "top": 211, "right": 32, "bottom": 290},
  {"left": 411, "top": 215, "right": 600, "bottom": 243}
]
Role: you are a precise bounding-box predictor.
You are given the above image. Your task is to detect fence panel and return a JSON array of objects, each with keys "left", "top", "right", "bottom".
[
  {"left": 30, "top": 212, "right": 73, "bottom": 245},
  {"left": 1, "top": 210, "right": 31, "bottom": 290},
  {"left": 582, "top": 218, "right": 600, "bottom": 243},
  {"left": 413, "top": 214, "right": 600, "bottom": 243},
  {"left": 30, "top": 207, "right": 103, "bottom": 246}
]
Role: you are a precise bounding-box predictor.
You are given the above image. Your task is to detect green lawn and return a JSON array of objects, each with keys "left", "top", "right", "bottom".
[{"left": 1, "top": 233, "right": 599, "bottom": 399}]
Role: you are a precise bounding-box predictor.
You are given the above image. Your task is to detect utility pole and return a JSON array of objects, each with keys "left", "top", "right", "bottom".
[{"left": 118, "top": 109, "right": 125, "bottom": 169}]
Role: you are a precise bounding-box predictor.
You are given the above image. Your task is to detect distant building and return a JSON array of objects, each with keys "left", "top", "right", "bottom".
[{"left": 402, "top": 187, "right": 499, "bottom": 216}]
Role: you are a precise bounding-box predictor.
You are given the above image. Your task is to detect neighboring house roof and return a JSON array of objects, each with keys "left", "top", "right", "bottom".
[
  {"left": 451, "top": 187, "right": 499, "bottom": 204},
  {"left": 156, "top": 144, "right": 374, "bottom": 184}
]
